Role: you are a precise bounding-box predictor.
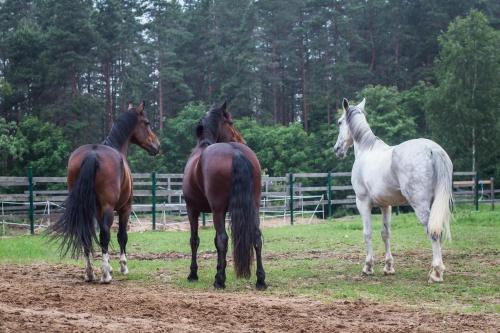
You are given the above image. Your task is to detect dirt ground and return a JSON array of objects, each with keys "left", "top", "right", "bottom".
[
  {"left": 126, "top": 215, "right": 324, "bottom": 232},
  {"left": 2, "top": 215, "right": 323, "bottom": 235},
  {"left": 0, "top": 263, "right": 498, "bottom": 333}
]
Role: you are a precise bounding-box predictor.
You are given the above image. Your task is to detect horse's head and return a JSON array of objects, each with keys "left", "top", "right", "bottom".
[
  {"left": 196, "top": 101, "right": 246, "bottom": 145},
  {"left": 333, "top": 98, "right": 365, "bottom": 159},
  {"left": 130, "top": 101, "right": 160, "bottom": 156}
]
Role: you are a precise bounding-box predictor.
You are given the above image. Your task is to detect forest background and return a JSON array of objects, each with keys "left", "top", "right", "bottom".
[{"left": 0, "top": 0, "right": 499, "bottom": 179}]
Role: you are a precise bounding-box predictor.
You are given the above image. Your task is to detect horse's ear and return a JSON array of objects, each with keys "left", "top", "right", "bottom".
[
  {"left": 221, "top": 101, "right": 232, "bottom": 121},
  {"left": 357, "top": 98, "right": 366, "bottom": 111},
  {"left": 342, "top": 98, "right": 349, "bottom": 111},
  {"left": 220, "top": 101, "right": 227, "bottom": 112},
  {"left": 196, "top": 123, "right": 203, "bottom": 138},
  {"left": 128, "top": 101, "right": 134, "bottom": 110},
  {"left": 136, "top": 100, "right": 145, "bottom": 114}
]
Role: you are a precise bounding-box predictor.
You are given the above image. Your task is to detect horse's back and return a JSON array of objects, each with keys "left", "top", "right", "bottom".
[
  {"left": 392, "top": 138, "right": 451, "bottom": 203},
  {"left": 184, "top": 143, "right": 261, "bottom": 212},
  {"left": 392, "top": 138, "right": 449, "bottom": 173}
]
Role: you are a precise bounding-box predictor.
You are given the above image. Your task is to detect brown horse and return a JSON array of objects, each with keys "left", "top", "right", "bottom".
[
  {"left": 49, "top": 101, "right": 160, "bottom": 283},
  {"left": 182, "top": 102, "right": 266, "bottom": 290}
]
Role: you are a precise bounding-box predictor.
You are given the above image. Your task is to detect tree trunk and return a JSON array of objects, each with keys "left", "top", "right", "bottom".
[
  {"left": 158, "top": 55, "right": 164, "bottom": 130},
  {"left": 369, "top": 29, "right": 376, "bottom": 71},
  {"left": 104, "top": 60, "right": 113, "bottom": 131},
  {"left": 71, "top": 71, "right": 78, "bottom": 97},
  {"left": 395, "top": 36, "right": 400, "bottom": 65},
  {"left": 272, "top": 41, "right": 278, "bottom": 124},
  {"left": 207, "top": 67, "right": 212, "bottom": 104},
  {"left": 368, "top": 8, "right": 376, "bottom": 71},
  {"left": 299, "top": 14, "right": 308, "bottom": 132}
]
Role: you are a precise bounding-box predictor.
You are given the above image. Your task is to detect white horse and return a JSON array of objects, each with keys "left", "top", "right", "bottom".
[{"left": 333, "top": 98, "right": 453, "bottom": 282}]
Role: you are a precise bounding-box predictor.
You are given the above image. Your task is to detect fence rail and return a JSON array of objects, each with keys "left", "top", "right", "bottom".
[{"left": 0, "top": 168, "right": 496, "bottom": 234}]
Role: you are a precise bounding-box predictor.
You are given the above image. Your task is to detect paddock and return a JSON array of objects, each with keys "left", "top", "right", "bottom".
[{"left": 0, "top": 207, "right": 498, "bottom": 332}]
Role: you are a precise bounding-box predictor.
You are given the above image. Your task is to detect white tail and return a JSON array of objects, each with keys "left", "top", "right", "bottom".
[{"left": 428, "top": 150, "right": 453, "bottom": 241}]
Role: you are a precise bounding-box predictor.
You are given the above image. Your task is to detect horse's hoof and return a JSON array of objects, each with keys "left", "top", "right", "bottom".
[
  {"left": 256, "top": 281, "right": 267, "bottom": 290},
  {"left": 213, "top": 281, "right": 225, "bottom": 289},
  {"left": 120, "top": 261, "right": 129, "bottom": 275},
  {"left": 84, "top": 272, "right": 95, "bottom": 282},
  {"left": 362, "top": 267, "right": 374, "bottom": 275},
  {"left": 187, "top": 273, "right": 198, "bottom": 282},
  {"left": 428, "top": 275, "right": 443, "bottom": 283},
  {"left": 428, "top": 270, "right": 444, "bottom": 283},
  {"left": 120, "top": 266, "right": 129, "bottom": 275},
  {"left": 100, "top": 275, "right": 112, "bottom": 284},
  {"left": 383, "top": 266, "right": 395, "bottom": 275}
]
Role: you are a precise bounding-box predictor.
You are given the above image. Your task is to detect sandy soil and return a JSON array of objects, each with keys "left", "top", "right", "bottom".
[{"left": 0, "top": 263, "right": 498, "bottom": 333}]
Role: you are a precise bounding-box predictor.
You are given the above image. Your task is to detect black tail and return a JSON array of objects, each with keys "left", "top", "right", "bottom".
[
  {"left": 229, "top": 150, "right": 258, "bottom": 279},
  {"left": 48, "top": 151, "right": 99, "bottom": 258}
]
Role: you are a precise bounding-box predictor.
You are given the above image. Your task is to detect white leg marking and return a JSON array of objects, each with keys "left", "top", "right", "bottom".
[
  {"left": 84, "top": 253, "right": 95, "bottom": 282},
  {"left": 429, "top": 239, "right": 445, "bottom": 283},
  {"left": 120, "top": 253, "right": 129, "bottom": 275},
  {"left": 357, "top": 198, "right": 374, "bottom": 275},
  {"left": 101, "top": 253, "right": 112, "bottom": 284},
  {"left": 381, "top": 206, "right": 395, "bottom": 275}
]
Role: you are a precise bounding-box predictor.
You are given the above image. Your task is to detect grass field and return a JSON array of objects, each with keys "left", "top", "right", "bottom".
[{"left": 1, "top": 206, "right": 498, "bottom": 315}]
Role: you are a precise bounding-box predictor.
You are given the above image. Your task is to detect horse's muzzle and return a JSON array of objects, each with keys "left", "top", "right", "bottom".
[
  {"left": 334, "top": 146, "right": 346, "bottom": 159},
  {"left": 336, "top": 151, "right": 346, "bottom": 159},
  {"left": 148, "top": 143, "right": 160, "bottom": 156}
]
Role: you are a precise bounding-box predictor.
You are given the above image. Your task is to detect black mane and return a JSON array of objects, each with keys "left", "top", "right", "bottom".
[
  {"left": 102, "top": 111, "right": 139, "bottom": 149},
  {"left": 198, "top": 107, "right": 223, "bottom": 146}
]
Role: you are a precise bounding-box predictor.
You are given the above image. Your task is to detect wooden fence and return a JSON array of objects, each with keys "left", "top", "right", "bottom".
[{"left": 1, "top": 168, "right": 497, "bottom": 234}]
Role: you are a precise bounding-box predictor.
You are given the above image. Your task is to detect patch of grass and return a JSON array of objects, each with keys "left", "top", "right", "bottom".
[{"left": 0, "top": 206, "right": 498, "bottom": 314}]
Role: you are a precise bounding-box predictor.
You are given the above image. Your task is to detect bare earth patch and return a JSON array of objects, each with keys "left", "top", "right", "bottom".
[{"left": 1, "top": 263, "right": 498, "bottom": 332}]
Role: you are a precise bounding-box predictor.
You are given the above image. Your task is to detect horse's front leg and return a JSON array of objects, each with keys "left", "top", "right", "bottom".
[
  {"left": 118, "top": 205, "right": 131, "bottom": 275},
  {"left": 381, "top": 206, "right": 395, "bottom": 275},
  {"left": 213, "top": 211, "right": 228, "bottom": 289},
  {"left": 187, "top": 207, "right": 200, "bottom": 281},
  {"left": 99, "top": 207, "right": 114, "bottom": 283},
  {"left": 356, "top": 198, "right": 374, "bottom": 275}
]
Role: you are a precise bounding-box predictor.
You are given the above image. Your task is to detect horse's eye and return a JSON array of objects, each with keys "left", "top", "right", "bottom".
[
  {"left": 338, "top": 120, "right": 342, "bottom": 126},
  {"left": 145, "top": 121, "right": 150, "bottom": 126}
]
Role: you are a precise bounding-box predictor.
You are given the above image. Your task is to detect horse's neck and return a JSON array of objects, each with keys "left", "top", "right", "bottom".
[
  {"left": 103, "top": 135, "right": 131, "bottom": 157},
  {"left": 354, "top": 139, "right": 388, "bottom": 158},
  {"left": 350, "top": 116, "right": 379, "bottom": 155},
  {"left": 104, "top": 139, "right": 130, "bottom": 160},
  {"left": 117, "top": 141, "right": 130, "bottom": 157}
]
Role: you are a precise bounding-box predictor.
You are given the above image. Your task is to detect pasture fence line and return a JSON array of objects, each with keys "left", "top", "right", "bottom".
[{"left": 0, "top": 169, "right": 497, "bottom": 234}]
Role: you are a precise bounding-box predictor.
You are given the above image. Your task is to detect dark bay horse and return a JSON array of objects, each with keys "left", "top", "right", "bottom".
[
  {"left": 49, "top": 101, "right": 160, "bottom": 283},
  {"left": 182, "top": 102, "right": 267, "bottom": 290}
]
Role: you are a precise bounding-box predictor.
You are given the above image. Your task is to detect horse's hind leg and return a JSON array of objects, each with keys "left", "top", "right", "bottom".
[
  {"left": 429, "top": 238, "right": 445, "bottom": 283},
  {"left": 118, "top": 206, "right": 131, "bottom": 275},
  {"left": 356, "top": 197, "right": 374, "bottom": 275},
  {"left": 254, "top": 226, "right": 267, "bottom": 290},
  {"left": 83, "top": 248, "right": 95, "bottom": 282},
  {"left": 381, "top": 206, "right": 395, "bottom": 275},
  {"left": 187, "top": 208, "right": 200, "bottom": 281},
  {"left": 99, "top": 207, "right": 113, "bottom": 283},
  {"left": 213, "top": 210, "right": 228, "bottom": 289},
  {"left": 413, "top": 205, "right": 445, "bottom": 282}
]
